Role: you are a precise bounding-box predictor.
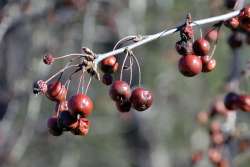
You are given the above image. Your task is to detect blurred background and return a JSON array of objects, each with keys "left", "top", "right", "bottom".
[{"left": 0, "top": 0, "right": 250, "bottom": 167}]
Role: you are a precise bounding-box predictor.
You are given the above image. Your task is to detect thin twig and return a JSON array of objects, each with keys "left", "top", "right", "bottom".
[{"left": 94, "top": 10, "right": 240, "bottom": 64}]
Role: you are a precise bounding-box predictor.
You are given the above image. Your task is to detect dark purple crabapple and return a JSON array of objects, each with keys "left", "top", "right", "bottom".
[
  {"left": 109, "top": 80, "right": 131, "bottom": 102},
  {"left": 193, "top": 38, "right": 210, "bottom": 56},
  {"left": 130, "top": 87, "right": 153, "bottom": 111}
]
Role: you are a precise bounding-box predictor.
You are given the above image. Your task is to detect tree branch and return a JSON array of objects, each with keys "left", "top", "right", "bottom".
[{"left": 94, "top": 10, "right": 240, "bottom": 65}]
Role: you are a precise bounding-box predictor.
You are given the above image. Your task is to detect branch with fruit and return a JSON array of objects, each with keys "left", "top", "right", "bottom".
[{"left": 33, "top": 3, "right": 250, "bottom": 138}]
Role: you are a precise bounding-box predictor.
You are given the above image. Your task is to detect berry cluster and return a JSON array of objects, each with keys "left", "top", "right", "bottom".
[
  {"left": 176, "top": 15, "right": 217, "bottom": 77},
  {"left": 34, "top": 80, "right": 93, "bottom": 136},
  {"left": 100, "top": 52, "right": 153, "bottom": 113},
  {"left": 34, "top": 41, "right": 153, "bottom": 136},
  {"left": 192, "top": 94, "right": 249, "bottom": 167},
  {"left": 224, "top": 5, "right": 250, "bottom": 49},
  {"left": 192, "top": 97, "right": 231, "bottom": 167}
]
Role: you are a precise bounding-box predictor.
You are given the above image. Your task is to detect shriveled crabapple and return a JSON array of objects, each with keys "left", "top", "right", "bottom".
[
  {"left": 68, "top": 93, "right": 94, "bottom": 117},
  {"left": 109, "top": 80, "right": 131, "bottom": 102},
  {"left": 175, "top": 40, "right": 193, "bottom": 55},
  {"left": 193, "top": 38, "right": 210, "bottom": 56},
  {"left": 178, "top": 54, "right": 202, "bottom": 77},
  {"left": 180, "top": 24, "right": 194, "bottom": 40},
  {"left": 101, "top": 56, "right": 119, "bottom": 74},
  {"left": 47, "top": 116, "right": 63, "bottom": 136},
  {"left": 33, "top": 80, "right": 47, "bottom": 95},
  {"left": 43, "top": 53, "right": 54, "bottom": 65},
  {"left": 130, "top": 87, "right": 153, "bottom": 112},
  {"left": 71, "top": 118, "right": 90, "bottom": 136},
  {"left": 47, "top": 81, "right": 67, "bottom": 102}
]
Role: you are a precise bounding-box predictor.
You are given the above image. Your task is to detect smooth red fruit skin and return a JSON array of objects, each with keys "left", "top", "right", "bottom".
[
  {"left": 205, "top": 29, "right": 218, "bottom": 43},
  {"left": 178, "top": 55, "right": 202, "bottom": 77},
  {"left": 130, "top": 88, "right": 153, "bottom": 111},
  {"left": 224, "top": 17, "right": 240, "bottom": 30},
  {"left": 202, "top": 58, "right": 216, "bottom": 73},
  {"left": 109, "top": 80, "right": 131, "bottom": 102},
  {"left": 193, "top": 38, "right": 210, "bottom": 56},
  {"left": 102, "top": 73, "right": 113, "bottom": 86},
  {"left": 47, "top": 81, "right": 67, "bottom": 102},
  {"left": 47, "top": 117, "right": 63, "bottom": 136},
  {"left": 58, "top": 111, "right": 77, "bottom": 130},
  {"left": 224, "top": 92, "right": 239, "bottom": 110},
  {"left": 68, "top": 93, "right": 93, "bottom": 117},
  {"left": 101, "top": 56, "right": 118, "bottom": 73},
  {"left": 116, "top": 100, "right": 131, "bottom": 113},
  {"left": 238, "top": 95, "right": 250, "bottom": 112}
]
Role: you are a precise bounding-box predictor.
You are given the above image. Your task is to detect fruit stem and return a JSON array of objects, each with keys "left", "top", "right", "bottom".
[
  {"left": 45, "top": 64, "right": 79, "bottom": 83},
  {"left": 77, "top": 71, "right": 84, "bottom": 94},
  {"left": 120, "top": 50, "right": 129, "bottom": 81},
  {"left": 85, "top": 77, "right": 92, "bottom": 94},
  {"left": 130, "top": 51, "right": 141, "bottom": 87},
  {"left": 129, "top": 56, "right": 133, "bottom": 86},
  {"left": 53, "top": 53, "right": 85, "bottom": 60}
]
